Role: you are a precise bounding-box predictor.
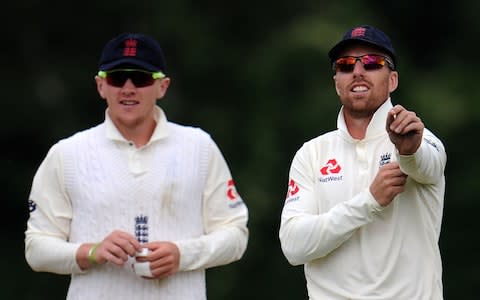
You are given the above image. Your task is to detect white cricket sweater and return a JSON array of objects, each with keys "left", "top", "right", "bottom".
[
  {"left": 279, "top": 99, "right": 446, "bottom": 300},
  {"left": 25, "top": 107, "right": 249, "bottom": 300},
  {"left": 65, "top": 120, "right": 208, "bottom": 299}
]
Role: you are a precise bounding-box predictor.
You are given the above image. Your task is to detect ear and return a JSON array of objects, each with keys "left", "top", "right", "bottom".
[
  {"left": 95, "top": 75, "right": 106, "bottom": 99},
  {"left": 333, "top": 74, "right": 341, "bottom": 96},
  {"left": 156, "top": 77, "right": 171, "bottom": 99},
  {"left": 388, "top": 71, "right": 398, "bottom": 93}
]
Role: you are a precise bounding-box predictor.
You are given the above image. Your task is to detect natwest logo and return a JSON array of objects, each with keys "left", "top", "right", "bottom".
[
  {"left": 286, "top": 179, "right": 299, "bottom": 198},
  {"left": 320, "top": 159, "right": 341, "bottom": 175},
  {"left": 227, "top": 179, "right": 237, "bottom": 200},
  {"left": 226, "top": 179, "right": 244, "bottom": 209},
  {"left": 285, "top": 179, "right": 301, "bottom": 204}
]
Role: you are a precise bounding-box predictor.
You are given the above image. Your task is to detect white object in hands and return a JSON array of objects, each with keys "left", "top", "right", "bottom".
[
  {"left": 132, "top": 248, "right": 152, "bottom": 277},
  {"left": 133, "top": 261, "right": 153, "bottom": 277},
  {"left": 136, "top": 247, "right": 149, "bottom": 257}
]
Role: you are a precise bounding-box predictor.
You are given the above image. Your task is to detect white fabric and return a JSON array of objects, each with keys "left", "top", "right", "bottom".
[
  {"left": 25, "top": 106, "right": 249, "bottom": 300},
  {"left": 279, "top": 99, "right": 446, "bottom": 300},
  {"left": 133, "top": 262, "right": 153, "bottom": 277}
]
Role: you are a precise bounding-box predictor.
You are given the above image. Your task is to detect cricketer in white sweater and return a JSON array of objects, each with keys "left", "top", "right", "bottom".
[{"left": 25, "top": 106, "right": 249, "bottom": 299}]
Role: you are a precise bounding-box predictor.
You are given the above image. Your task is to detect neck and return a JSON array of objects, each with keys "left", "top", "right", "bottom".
[
  {"left": 344, "top": 114, "right": 372, "bottom": 140},
  {"left": 115, "top": 119, "right": 156, "bottom": 148}
]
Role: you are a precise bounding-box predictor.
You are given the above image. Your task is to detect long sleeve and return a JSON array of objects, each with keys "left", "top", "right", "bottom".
[
  {"left": 397, "top": 128, "right": 447, "bottom": 184},
  {"left": 176, "top": 140, "right": 248, "bottom": 271},
  {"left": 24, "top": 143, "right": 83, "bottom": 274}
]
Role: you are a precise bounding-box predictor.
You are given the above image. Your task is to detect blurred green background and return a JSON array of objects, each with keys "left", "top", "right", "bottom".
[{"left": 3, "top": 0, "right": 479, "bottom": 299}]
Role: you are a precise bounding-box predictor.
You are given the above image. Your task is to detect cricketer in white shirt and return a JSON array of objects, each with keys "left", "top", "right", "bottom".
[
  {"left": 279, "top": 99, "right": 446, "bottom": 300},
  {"left": 25, "top": 106, "right": 249, "bottom": 300}
]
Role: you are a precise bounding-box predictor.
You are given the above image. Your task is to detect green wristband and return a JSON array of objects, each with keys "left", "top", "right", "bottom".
[{"left": 87, "top": 243, "right": 99, "bottom": 265}]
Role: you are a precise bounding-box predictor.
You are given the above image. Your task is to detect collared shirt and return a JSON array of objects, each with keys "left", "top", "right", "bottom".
[
  {"left": 25, "top": 106, "right": 248, "bottom": 299},
  {"left": 104, "top": 106, "right": 169, "bottom": 175},
  {"left": 280, "top": 99, "right": 446, "bottom": 300}
]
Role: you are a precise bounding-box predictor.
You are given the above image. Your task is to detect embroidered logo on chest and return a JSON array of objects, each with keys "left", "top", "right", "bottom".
[
  {"left": 379, "top": 152, "right": 392, "bottom": 167},
  {"left": 318, "top": 159, "right": 343, "bottom": 183},
  {"left": 135, "top": 215, "right": 149, "bottom": 243}
]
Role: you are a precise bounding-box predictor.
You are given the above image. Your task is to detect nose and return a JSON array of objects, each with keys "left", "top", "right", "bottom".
[
  {"left": 120, "top": 79, "right": 137, "bottom": 95},
  {"left": 119, "top": 78, "right": 138, "bottom": 90},
  {"left": 122, "top": 78, "right": 136, "bottom": 87},
  {"left": 352, "top": 59, "right": 365, "bottom": 74}
]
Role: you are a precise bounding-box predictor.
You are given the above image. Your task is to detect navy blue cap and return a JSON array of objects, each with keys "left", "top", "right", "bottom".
[
  {"left": 328, "top": 25, "right": 397, "bottom": 67},
  {"left": 98, "top": 33, "right": 166, "bottom": 72}
]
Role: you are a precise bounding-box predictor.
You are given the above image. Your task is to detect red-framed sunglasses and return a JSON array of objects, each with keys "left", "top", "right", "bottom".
[{"left": 333, "top": 54, "right": 395, "bottom": 73}]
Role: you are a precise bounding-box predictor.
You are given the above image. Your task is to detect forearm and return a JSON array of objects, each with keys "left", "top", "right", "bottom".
[
  {"left": 175, "top": 225, "right": 248, "bottom": 271},
  {"left": 280, "top": 189, "right": 381, "bottom": 265},
  {"left": 25, "top": 234, "right": 83, "bottom": 274},
  {"left": 397, "top": 130, "right": 446, "bottom": 184}
]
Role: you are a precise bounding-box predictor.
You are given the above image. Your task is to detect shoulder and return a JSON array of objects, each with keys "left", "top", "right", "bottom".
[
  {"left": 167, "top": 122, "right": 213, "bottom": 143},
  {"left": 290, "top": 130, "right": 341, "bottom": 166},
  {"left": 298, "top": 130, "right": 339, "bottom": 152},
  {"left": 56, "top": 123, "right": 105, "bottom": 149}
]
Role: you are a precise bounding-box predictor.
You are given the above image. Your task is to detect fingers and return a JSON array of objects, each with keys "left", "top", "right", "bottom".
[
  {"left": 386, "top": 105, "right": 424, "bottom": 155},
  {"left": 90, "top": 234, "right": 180, "bottom": 280},
  {"left": 96, "top": 230, "right": 141, "bottom": 266},
  {"left": 385, "top": 165, "right": 407, "bottom": 185},
  {"left": 387, "top": 105, "right": 424, "bottom": 135},
  {"left": 385, "top": 108, "right": 396, "bottom": 133},
  {"left": 370, "top": 162, "right": 407, "bottom": 207},
  {"left": 136, "top": 242, "right": 180, "bottom": 279}
]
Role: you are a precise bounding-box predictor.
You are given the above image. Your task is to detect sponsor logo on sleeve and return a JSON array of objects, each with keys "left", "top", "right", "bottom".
[
  {"left": 227, "top": 179, "right": 237, "bottom": 200},
  {"left": 285, "top": 179, "right": 300, "bottom": 204},
  {"left": 28, "top": 199, "right": 36, "bottom": 213},
  {"left": 227, "top": 179, "right": 243, "bottom": 208}
]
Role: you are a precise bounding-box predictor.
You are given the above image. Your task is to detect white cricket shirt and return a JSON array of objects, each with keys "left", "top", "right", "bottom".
[{"left": 280, "top": 99, "right": 446, "bottom": 300}]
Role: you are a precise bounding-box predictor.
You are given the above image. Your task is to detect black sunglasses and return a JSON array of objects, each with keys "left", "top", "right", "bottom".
[{"left": 98, "top": 69, "right": 165, "bottom": 87}]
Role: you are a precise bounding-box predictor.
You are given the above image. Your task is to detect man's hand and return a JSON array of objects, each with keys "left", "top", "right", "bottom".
[
  {"left": 370, "top": 162, "right": 408, "bottom": 206},
  {"left": 95, "top": 230, "right": 142, "bottom": 265},
  {"left": 136, "top": 241, "right": 180, "bottom": 279},
  {"left": 77, "top": 230, "right": 141, "bottom": 270},
  {"left": 386, "top": 104, "right": 424, "bottom": 155}
]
